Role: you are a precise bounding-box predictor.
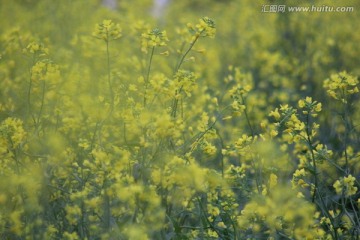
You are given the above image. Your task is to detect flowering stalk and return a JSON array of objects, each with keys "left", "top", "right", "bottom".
[
  {"left": 299, "top": 98, "right": 341, "bottom": 239},
  {"left": 323, "top": 72, "right": 359, "bottom": 174},
  {"left": 141, "top": 28, "right": 168, "bottom": 107},
  {"left": 171, "top": 35, "right": 201, "bottom": 118},
  {"left": 92, "top": 20, "right": 122, "bottom": 145},
  {"left": 174, "top": 34, "right": 200, "bottom": 74},
  {"left": 93, "top": 19, "right": 122, "bottom": 113},
  {"left": 24, "top": 42, "right": 48, "bottom": 124},
  {"left": 171, "top": 17, "right": 215, "bottom": 118}
]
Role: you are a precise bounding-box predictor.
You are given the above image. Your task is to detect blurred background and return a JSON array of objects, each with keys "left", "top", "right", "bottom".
[{"left": 1, "top": 0, "right": 359, "bottom": 144}]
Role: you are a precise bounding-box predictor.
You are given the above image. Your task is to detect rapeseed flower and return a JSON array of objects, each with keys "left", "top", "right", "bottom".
[
  {"left": 333, "top": 175, "right": 358, "bottom": 197},
  {"left": 92, "top": 19, "right": 122, "bottom": 41},
  {"left": 141, "top": 28, "right": 168, "bottom": 53}
]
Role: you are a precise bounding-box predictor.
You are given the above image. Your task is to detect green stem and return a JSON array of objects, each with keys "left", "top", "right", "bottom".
[
  {"left": 196, "top": 197, "right": 222, "bottom": 238},
  {"left": 241, "top": 94, "right": 254, "bottom": 137},
  {"left": 187, "top": 118, "right": 218, "bottom": 155},
  {"left": 171, "top": 34, "right": 202, "bottom": 118},
  {"left": 36, "top": 80, "right": 46, "bottom": 130},
  {"left": 27, "top": 76, "right": 33, "bottom": 117},
  {"left": 144, "top": 46, "right": 155, "bottom": 107},
  {"left": 174, "top": 35, "right": 200, "bottom": 73},
  {"left": 342, "top": 101, "right": 350, "bottom": 175},
  {"left": 305, "top": 114, "right": 339, "bottom": 239},
  {"left": 314, "top": 197, "right": 339, "bottom": 240},
  {"left": 106, "top": 38, "right": 114, "bottom": 112},
  {"left": 349, "top": 198, "right": 360, "bottom": 227},
  {"left": 97, "top": 37, "right": 113, "bottom": 146},
  {"left": 216, "top": 130, "right": 225, "bottom": 178},
  {"left": 27, "top": 55, "right": 36, "bottom": 119},
  {"left": 305, "top": 113, "right": 318, "bottom": 202},
  {"left": 103, "top": 177, "right": 111, "bottom": 230}
]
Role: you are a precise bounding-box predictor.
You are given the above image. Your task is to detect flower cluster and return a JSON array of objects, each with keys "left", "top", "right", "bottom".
[
  {"left": 188, "top": 17, "right": 216, "bottom": 39},
  {"left": 298, "top": 96, "right": 322, "bottom": 116},
  {"left": 323, "top": 71, "right": 359, "bottom": 103},
  {"left": 23, "top": 41, "right": 49, "bottom": 56},
  {"left": 0, "top": 117, "right": 26, "bottom": 150},
  {"left": 237, "top": 186, "right": 320, "bottom": 238},
  {"left": 333, "top": 175, "right": 358, "bottom": 197},
  {"left": 31, "top": 61, "right": 61, "bottom": 84},
  {"left": 171, "top": 70, "right": 198, "bottom": 98},
  {"left": 227, "top": 67, "right": 253, "bottom": 116},
  {"left": 92, "top": 19, "right": 122, "bottom": 41},
  {"left": 141, "top": 28, "right": 169, "bottom": 53}
]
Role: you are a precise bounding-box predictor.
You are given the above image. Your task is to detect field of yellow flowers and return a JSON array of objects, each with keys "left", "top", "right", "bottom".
[{"left": 1, "top": 0, "right": 360, "bottom": 239}]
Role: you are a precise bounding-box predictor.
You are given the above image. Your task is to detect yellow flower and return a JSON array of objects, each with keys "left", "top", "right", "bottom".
[
  {"left": 270, "top": 129, "right": 278, "bottom": 137},
  {"left": 194, "top": 17, "right": 216, "bottom": 38},
  {"left": 203, "top": 142, "right": 217, "bottom": 155},
  {"left": 217, "top": 221, "right": 226, "bottom": 228},
  {"left": 207, "top": 229, "right": 218, "bottom": 238},
  {"left": 324, "top": 71, "right": 359, "bottom": 102},
  {"left": 314, "top": 102, "right": 322, "bottom": 112},
  {"left": 93, "top": 19, "right": 122, "bottom": 41},
  {"left": 298, "top": 99, "right": 305, "bottom": 108},
  {"left": 10, "top": 210, "right": 23, "bottom": 235},
  {"left": 63, "top": 231, "right": 80, "bottom": 240},
  {"left": 333, "top": 175, "right": 358, "bottom": 197},
  {"left": 208, "top": 205, "right": 220, "bottom": 216},
  {"left": 269, "top": 108, "right": 280, "bottom": 120},
  {"left": 269, "top": 173, "right": 278, "bottom": 189},
  {"left": 24, "top": 41, "right": 49, "bottom": 55},
  {"left": 141, "top": 28, "right": 169, "bottom": 53},
  {"left": 0, "top": 117, "right": 26, "bottom": 148}
]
